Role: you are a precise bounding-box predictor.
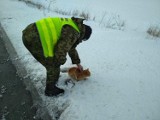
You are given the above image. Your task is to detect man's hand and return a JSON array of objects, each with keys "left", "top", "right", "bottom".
[{"left": 77, "top": 64, "right": 83, "bottom": 72}]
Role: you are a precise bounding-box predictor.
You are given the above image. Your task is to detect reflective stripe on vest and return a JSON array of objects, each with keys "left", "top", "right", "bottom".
[{"left": 36, "top": 17, "right": 80, "bottom": 58}]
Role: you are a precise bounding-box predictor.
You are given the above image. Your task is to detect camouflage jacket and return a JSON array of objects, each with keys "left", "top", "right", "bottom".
[
  {"left": 53, "top": 17, "right": 86, "bottom": 66},
  {"left": 23, "top": 17, "right": 86, "bottom": 67}
]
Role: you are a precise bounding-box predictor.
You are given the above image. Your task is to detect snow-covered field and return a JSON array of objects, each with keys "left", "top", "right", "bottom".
[{"left": 0, "top": 0, "right": 160, "bottom": 120}]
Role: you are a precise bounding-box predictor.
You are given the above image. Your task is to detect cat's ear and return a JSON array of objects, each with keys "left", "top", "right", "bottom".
[{"left": 87, "top": 68, "right": 89, "bottom": 71}]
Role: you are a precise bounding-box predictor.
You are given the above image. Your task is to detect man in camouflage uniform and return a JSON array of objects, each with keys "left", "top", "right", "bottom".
[{"left": 22, "top": 17, "right": 92, "bottom": 96}]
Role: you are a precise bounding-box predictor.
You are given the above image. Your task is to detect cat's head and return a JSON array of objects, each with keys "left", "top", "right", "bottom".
[{"left": 83, "top": 69, "right": 91, "bottom": 76}]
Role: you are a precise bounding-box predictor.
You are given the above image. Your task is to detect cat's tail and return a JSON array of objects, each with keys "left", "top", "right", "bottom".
[{"left": 60, "top": 67, "right": 69, "bottom": 73}]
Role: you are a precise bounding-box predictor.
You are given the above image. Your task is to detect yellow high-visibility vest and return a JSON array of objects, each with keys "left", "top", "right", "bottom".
[{"left": 36, "top": 17, "right": 80, "bottom": 58}]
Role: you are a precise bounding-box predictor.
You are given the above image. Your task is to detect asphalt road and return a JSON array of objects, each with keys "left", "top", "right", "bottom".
[{"left": 0, "top": 35, "right": 37, "bottom": 120}]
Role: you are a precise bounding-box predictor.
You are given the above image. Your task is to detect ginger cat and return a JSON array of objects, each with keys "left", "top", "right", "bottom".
[{"left": 68, "top": 67, "right": 91, "bottom": 81}]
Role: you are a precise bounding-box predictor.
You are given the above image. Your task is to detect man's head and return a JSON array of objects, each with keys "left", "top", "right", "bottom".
[
  {"left": 71, "top": 17, "right": 85, "bottom": 24},
  {"left": 71, "top": 17, "right": 92, "bottom": 41},
  {"left": 83, "top": 25, "right": 92, "bottom": 41}
]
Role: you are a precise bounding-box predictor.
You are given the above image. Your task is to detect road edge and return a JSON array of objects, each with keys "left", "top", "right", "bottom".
[{"left": 0, "top": 23, "right": 52, "bottom": 120}]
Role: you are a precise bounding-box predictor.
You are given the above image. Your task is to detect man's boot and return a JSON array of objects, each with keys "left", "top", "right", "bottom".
[
  {"left": 45, "top": 66, "right": 64, "bottom": 96},
  {"left": 45, "top": 83, "right": 64, "bottom": 96}
]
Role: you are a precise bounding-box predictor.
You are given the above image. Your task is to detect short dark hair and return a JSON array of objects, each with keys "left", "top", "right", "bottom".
[{"left": 83, "top": 25, "right": 92, "bottom": 40}]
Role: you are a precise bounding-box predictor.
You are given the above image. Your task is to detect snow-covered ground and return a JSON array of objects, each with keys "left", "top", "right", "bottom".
[{"left": 0, "top": 0, "right": 160, "bottom": 120}]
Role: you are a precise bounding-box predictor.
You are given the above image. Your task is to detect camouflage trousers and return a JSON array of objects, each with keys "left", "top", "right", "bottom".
[{"left": 22, "top": 23, "right": 60, "bottom": 85}]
